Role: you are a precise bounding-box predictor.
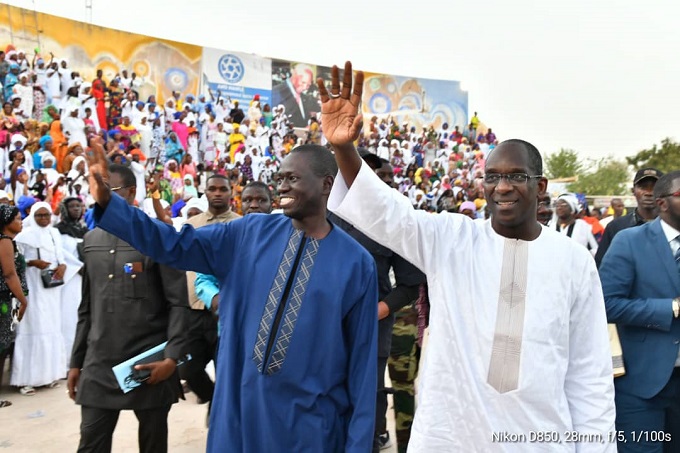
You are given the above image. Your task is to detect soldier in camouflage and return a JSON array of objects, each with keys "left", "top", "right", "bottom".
[{"left": 388, "top": 295, "right": 422, "bottom": 453}]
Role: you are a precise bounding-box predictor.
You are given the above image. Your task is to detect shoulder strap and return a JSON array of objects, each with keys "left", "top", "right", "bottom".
[
  {"left": 48, "top": 229, "right": 60, "bottom": 264},
  {"left": 556, "top": 222, "right": 577, "bottom": 238}
]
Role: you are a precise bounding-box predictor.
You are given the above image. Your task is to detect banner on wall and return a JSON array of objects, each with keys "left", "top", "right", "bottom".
[
  {"left": 271, "top": 60, "right": 332, "bottom": 128},
  {"left": 201, "top": 48, "right": 272, "bottom": 110},
  {"left": 361, "top": 73, "right": 468, "bottom": 134}
]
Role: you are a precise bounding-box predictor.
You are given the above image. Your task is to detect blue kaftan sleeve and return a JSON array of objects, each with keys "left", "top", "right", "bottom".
[
  {"left": 344, "top": 257, "right": 379, "bottom": 452},
  {"left": 195, "top": 273, "right": 220, "bottom": 310},
  {"left": 94, "top": 193, "right": 239, "bottom": 279}
]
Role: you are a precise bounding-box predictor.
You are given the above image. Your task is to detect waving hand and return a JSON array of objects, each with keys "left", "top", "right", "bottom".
[
  {"left": 317, "top": 61, "right": 364, "bottom": 147},
  {"left": 86, "top": 136, "right": 112, "bottom": 208}
]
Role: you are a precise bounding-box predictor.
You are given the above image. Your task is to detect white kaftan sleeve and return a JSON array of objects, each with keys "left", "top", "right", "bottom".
[
  {"left": 565, "top": 250, "right": 616, "bottom": 451},
  {"left": 328, "top": 161, "right": 467, "bottom": 274}
]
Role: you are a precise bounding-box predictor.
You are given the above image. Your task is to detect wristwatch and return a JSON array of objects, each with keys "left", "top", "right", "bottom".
[{"left": 673, "top": 297, "right": 680, "bottom": 318}]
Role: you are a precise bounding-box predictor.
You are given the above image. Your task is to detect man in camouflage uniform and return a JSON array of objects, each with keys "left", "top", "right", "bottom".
[{"left": 388, "top": 291, "right": 423, "bottom": 453}]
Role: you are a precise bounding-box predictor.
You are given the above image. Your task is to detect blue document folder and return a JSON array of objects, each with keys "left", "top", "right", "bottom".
[{"left": 112, "top": 342, "right": 167, "bottom": 394}]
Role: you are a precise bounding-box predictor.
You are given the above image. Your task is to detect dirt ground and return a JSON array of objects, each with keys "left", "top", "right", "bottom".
[{"left": 0, "top": 363, "right": 397, "bottom": 452}]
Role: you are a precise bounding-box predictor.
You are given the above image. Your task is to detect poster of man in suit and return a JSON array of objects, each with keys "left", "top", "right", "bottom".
[{"left": 271, "top": 60, "right": 332, "bottom": 128}]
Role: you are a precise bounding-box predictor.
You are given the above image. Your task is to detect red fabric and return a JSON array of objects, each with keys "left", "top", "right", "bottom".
[
  {"left": 583, "top": 216, "right": 604, "bottom": 238},
  {"left": 92, "top": 79, "right": 108, "bottom": 130}
]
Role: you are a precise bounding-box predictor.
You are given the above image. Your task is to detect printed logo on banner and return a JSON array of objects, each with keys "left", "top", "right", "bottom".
[{"left": 218, "top": 54, "right": 245, "bottom": 84}]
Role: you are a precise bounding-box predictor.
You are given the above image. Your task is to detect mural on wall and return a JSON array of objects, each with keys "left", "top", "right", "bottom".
[
  {"left": 0, "top": 5, "right": 467, "bottom": 129},
  {"left": 0, "top": 5, "right": 202, "bottom": 103},
  {"left": 361, "top": 72, "right": 468, "bottom": 134}
]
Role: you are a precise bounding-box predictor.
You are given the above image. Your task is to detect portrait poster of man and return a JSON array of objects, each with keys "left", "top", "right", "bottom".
[{"left": 271, "top": 60, "right": 332, "bottom": 128}]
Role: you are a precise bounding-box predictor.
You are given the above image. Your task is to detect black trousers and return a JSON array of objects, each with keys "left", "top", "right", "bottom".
[
  {"left": 372, "top": 356, "right": 389, "bottom": 453},
  {"left": 179, "top": 309, "right": 218, "bottom": 403},
  {"left": 77, "top": 405, "right": 170, "bottom": 453}
]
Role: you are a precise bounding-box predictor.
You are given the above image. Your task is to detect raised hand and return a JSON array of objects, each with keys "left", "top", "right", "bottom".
[
  {"left": 86, "top": 136, "right": 112, "bottom": 208},
  {"left": 317, "top": 61, "right": 364, "bottom": 147},
  {"left": 148, "top": 176, "right": 160, "bottom": 195}
]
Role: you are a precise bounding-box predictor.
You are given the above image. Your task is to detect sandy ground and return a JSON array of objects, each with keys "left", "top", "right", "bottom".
[{"left": 0, "top": 362, "right": 398, "bottom": 452}]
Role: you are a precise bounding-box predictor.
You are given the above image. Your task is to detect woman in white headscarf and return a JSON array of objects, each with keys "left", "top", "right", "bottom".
[
  {"left": 11, "top": 202, "right": 67, "bottom": 395},
  {"left": 39, "top": 152, "right": 60, "bottom": 187},
  {"left": 376, "top": 139, "right": 390, "bottom": 160},
  {"left": 61, "top": 105, "right": 87, "bottom": 147},
  {"left": 66, "top": 155, "right": 89, "bottom": 197},
  {"left": 55, "top": 197, "right": 85, "bottom": 375},
  {"left": 141, "top": 197, "right": 170, "bottom": 219},
  {"left": 78, "top": 82, "right": 100, "bottom": 132},
  {"left": 12, "top": 72, "right": 33, "bottom": 121}
]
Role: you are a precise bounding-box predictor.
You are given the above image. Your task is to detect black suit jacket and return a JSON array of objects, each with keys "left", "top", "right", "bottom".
[
  {"left": 272, "top": 82, "right": 320, "bottom": 128},
  {"left": 71, "top": 228, "right": 190, "bottom": 410}
]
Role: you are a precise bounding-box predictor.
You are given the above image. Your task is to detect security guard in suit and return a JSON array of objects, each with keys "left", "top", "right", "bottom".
[{"left": 67, "top": 164, "right": 190, "bottom": 453}]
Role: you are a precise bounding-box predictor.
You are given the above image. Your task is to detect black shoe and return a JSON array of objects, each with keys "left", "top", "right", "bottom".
[{"left": 378, "top": 432, "right": 392, "bottom": 450}]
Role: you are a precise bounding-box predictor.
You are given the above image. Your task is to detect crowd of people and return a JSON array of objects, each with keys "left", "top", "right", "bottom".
[
  {"left": 0, "top": 47, "right": 508, "bottom": 222},
  {"left": 0, "top": 46, "right": 499, "bottom": 452},
  {"left": 0, "top": 47, "right": 678, "bottom": 453}
]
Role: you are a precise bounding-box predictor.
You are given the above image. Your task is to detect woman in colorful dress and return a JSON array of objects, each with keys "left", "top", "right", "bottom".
[
  {"left": 0, "top": 204, "right": 29, "bottom": 408},
  {"left": 107, "top": 78, "right": 123, "bottom": 130},
  {"left": 31, "top": 74, "right": 46, "bottom": 122}
]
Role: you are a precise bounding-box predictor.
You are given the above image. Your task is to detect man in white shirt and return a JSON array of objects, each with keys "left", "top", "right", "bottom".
[
  {"left": 58, "top": 59, "right": 71, "bottom": 99},
  {"left": 599, "top": 198, "right": 626, "bottom": 228},
  {"left": 320, "top": 62, "right": 615, "bottom": 452},
  {"left": 121, "top": 91, "right": 136, "bottom": 121},
  {"left": 119, "top": 69, "right": 132, "bottom": 91}
]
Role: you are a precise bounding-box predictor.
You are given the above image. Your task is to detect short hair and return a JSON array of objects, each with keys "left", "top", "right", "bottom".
[
  {"left": 653, "top": 170, "right": 680, "bottom": 199},
  {"left": 243, "top": 181, "right": 272, "bottom": 201},
  {"left": 206, "top": 173, "right": 230, "bottom": 184},
  {"left": 489, "top": 139, "right": 543, "bottom": 175},
  {"left": 108, "top": 164, "right": 136, "bottom": 188},
  {"left": 289, "top": 144, "right": 338, "bottom": 178}
]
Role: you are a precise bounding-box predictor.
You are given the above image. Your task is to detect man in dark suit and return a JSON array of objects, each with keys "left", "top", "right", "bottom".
[
  {"left": 272, "top": 63, "right": 320, "bottom": 127},
  {"left": 67, "top": 164, "right": 189, "bottom": 453},
  {"left": 600, "top": 170, "right": 680, "bottom": 452}
]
